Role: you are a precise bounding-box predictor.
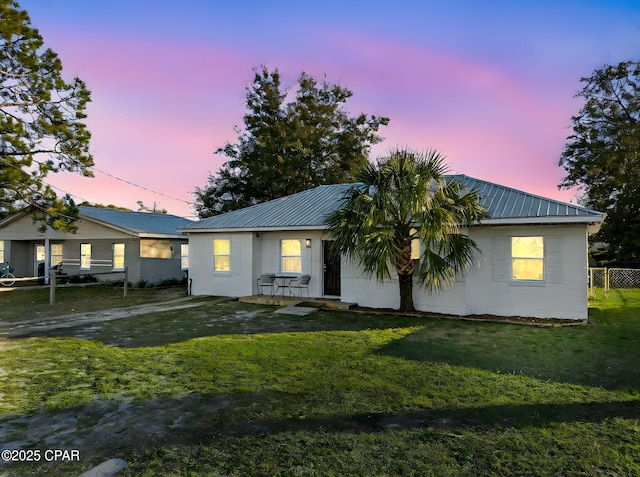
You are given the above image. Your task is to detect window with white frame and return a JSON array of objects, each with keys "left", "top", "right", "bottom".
[
  {"left": 50, "top": 244, "right": 63, "bottom": 266},
  {"left": 511, "top": 236, "right": 544, "bottom": 281},
  {"left": 281, "top": 239, "right": 302, "bottom": 273},
  {"left": 213, "top": 239, "right": 230, "bottom": 271},
  {"left": 80, "top": 243, "right": 92, "bottom": 270},
  {"left": 113, "top": 243, "right": 125, "bottom": 270},
  {"left": 181, "top": 243, "right": 189, "bottom": 270}
]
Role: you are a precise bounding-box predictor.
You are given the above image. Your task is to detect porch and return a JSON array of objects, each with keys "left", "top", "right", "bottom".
[{"left": 239, "top": 295, "right": 356, "bottom": 310}]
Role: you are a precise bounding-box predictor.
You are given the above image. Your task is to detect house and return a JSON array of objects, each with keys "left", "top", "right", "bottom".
[
  {"left": 0, "top": 206, "right": 192, "bottom": 284},
  {"left": 179, "top": 176, "right": 605, "bottom": 320}
]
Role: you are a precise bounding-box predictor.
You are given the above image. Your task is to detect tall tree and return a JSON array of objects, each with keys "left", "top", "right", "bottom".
[
  {"left": 1, "top": 0, "right": 93, "bottom": 231},
  {"left": 194, "top": 66, "right": 388, "bottom": 217},
  {"left": 326, "top": 149, "right": 486, "bottom": 312},
  {"left": 559, "top": 61, "right": 640, "bottom": 265}
]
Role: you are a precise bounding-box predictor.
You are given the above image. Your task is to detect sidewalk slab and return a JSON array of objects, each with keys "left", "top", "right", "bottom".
[{"left": 274, "top": 305, "right": 317, "bottom": 316}]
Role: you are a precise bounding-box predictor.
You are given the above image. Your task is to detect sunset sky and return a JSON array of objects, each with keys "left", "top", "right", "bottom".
[{"left": 20, "top": 0, "right": 640, "bottom": 218}]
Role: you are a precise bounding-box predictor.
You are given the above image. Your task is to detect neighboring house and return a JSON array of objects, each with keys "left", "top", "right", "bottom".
[
  {"left": 179, "top": 176, "right": 605, "bottom": 320},
  {"left": 0, "top": 206, "right": 192, "bottom": 284}
]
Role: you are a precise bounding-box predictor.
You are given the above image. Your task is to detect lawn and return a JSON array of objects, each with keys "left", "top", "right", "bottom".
[{"left": 0, "top": 287, "right": 639, "bottom": 476}]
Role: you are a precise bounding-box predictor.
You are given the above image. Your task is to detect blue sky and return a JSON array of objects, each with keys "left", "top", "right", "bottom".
[{"left": 19, "top": 0, "right": 640, "bottom": 217}]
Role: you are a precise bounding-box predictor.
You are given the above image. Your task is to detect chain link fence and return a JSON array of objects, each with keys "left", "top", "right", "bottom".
[{"left": 589, "top": 267, "right": 640, "bottom": 297}]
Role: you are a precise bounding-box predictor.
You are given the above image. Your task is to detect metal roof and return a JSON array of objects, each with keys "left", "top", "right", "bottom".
[
  {"left": 182, "top": 176, "right": 604, "bottom": 232},
  {"left": 79, "top": 207, "right": 192, "bottom": 235},
  {"left": 452, "top": 175, "right": 603, "bottom": 219},
  {"left": 181, "top": 184, "right": 354, "bottom": 231}
]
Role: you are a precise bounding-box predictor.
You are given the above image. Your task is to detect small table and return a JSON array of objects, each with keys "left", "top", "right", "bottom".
[{"left": 273, "top": 275, "right": 297, "bottom": 297}]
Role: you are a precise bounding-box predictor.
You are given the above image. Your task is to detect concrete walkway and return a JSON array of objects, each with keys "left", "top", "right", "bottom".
[{"left": 0, "top": 296, "right": 227, "bottom": 337}]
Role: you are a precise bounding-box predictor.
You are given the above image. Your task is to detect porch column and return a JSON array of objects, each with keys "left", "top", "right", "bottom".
[{"left": 44, "top": 237, "right": 50, "bottom": 285}]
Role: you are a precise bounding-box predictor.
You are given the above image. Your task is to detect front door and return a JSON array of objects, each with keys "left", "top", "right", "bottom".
[
  {"left": 34, "top": 244, "right": 45, "bottom": 277},
  {"left": 323, "top": 241, "right": 341, "bottom": 296}
]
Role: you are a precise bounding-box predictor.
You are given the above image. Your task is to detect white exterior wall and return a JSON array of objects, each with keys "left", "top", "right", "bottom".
[
  {"left": 187, "top": 230, "right": 327, "bottom": 298},
  {"left": 463, "top": 225, "right": 589, "bottom": 320},
  {"left": 256, "top": 231, "right": 325, "bottom": 296},
  {"left": 342, "top": 224, "right": 590, "bottom": 320},
  {"left": 188, "top": 231, "right": 254, "bottom": 297}
]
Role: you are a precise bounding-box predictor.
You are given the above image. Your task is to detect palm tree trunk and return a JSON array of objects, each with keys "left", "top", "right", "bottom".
[{"left": 398, "top": 273, "right": 414, "bottom": 312}]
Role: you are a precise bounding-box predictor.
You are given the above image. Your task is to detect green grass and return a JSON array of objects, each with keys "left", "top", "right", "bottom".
[
  {"left": 1, "top": 289, "right": 639, "bottom": 476},
  {"left": 0, "top": 285, "right": 187, "bottom": 322}
]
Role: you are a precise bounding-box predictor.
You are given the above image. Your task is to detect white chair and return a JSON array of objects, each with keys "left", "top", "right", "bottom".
[
  {"left": 257, "top": 273, "right": 276, "bottom": 296},
  {"left": 288, "top": 274, "right": 311, "bottom": 298}
]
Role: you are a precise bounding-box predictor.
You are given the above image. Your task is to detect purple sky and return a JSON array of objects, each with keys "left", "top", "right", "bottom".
[{"left": 20, "top": 0, "right": 640, "bottom": 218}]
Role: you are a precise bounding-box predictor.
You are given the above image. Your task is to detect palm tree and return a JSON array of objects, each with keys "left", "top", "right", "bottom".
[{"left": 326, "top": 148, "right": 486, "bottom": 312}]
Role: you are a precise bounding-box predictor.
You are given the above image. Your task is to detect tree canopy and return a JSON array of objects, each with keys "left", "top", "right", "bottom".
[
  {"left": 558, "top": 61, "right": 640, "bottom": 265},
  {"left": 1, "top": 0, "right": 93, "bottom": 231},
  {"left": 194, "top": 66, "right": 389, "bottom": 217},
  {"left": 326, "top": 149, "right": 486, "bottom": 312}
]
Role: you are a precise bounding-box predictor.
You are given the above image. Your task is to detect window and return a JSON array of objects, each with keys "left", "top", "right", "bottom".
[
  {"left": 36, "top": 244, "right": 45, "bottom": 262},
  {"left": 140, "top": 239, "right": 172, "bottom": 259},
  {"left": 511, "top": 236, "right": 544, "bottom": 281},
  {"left": 281, "top": 239, "right": 302, "bottom": 273},
  {"left": 181, "top": 243, "right": 189, "bottom": 270},
  {"left": 80, "top": 243, "right": 91, "bottom": 270},
  {"left": 50, "top": 244, "right": 63, "bottom": 266},
  {"left": 213, "top": 239, "right": 230, "bottom": 271},
  {"left": 113, "top": 243, "right": 125, "bottom": 270},
  {"left": 0, "top": 240, "right": 4, "bottom": 264}
]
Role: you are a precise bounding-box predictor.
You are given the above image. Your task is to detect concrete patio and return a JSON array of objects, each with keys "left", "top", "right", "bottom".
[{"left": 239, "top": 295, "right": 356, "bottom": 310}]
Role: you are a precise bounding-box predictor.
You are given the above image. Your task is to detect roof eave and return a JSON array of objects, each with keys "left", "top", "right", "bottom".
[
  {"left": 138, "top": 232, "right": 189, "bottom": 239},
  {"left": 475, "top": 215, "right": 605, "bottom": 226},
  {"left": 179, "top": 224, "right": 325, "bottom": 234}
]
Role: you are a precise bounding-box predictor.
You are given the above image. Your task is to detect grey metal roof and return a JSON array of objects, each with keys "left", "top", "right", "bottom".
[
  {"left": 182, "top": 176, "right": 604, "bottom": 231},
  {"left": 79, "top": 206, "right": 192, "bottom": 235},
  {"left": 452, "top": 175, "right": 603, "bottom": 219},
  {"left": 181, "top": 184, "right": 354, "bottom": 230}
]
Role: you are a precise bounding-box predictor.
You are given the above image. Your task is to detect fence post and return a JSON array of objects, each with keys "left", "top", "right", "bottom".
[
  {"left": 605, "top": 267, "right": 609, "bottom": 298},
  {"left": 589, "top": 267, "right": 593, "bottom": 298},
  {"left": 49, "top": 270, "right": 56, "bottom": 305},
  {"left": 123, "top": 266, "right": 128, "bottom": 297}
]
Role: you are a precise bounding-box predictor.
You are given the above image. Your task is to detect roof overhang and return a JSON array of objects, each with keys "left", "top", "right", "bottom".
[
  {"left": 475, "top": 214, "right": 606, "bottom": 234},
  {"left": 179, "top": 225, "right": 323, "bottom": 234},
  {"left": 139, "top": 233, "right": 188, "bottom": 239},
  {"left": 181, "top": 214, "right": 607, "bottom": 235}
]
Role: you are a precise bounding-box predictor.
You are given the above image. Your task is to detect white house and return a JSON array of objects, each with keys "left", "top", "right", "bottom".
[
  {"left": 180, "top": 176, "right": 605, "bottom": 320},
  {"left": 0, "top": 206, "right": 191, "bottom": 284}
]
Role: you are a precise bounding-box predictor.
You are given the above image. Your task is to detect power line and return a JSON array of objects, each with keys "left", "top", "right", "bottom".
[
  {"left": 7, "top": 157, "right": 206, "bottom": 218},
  {"left": 90, "top": 167, "right": 193, "bottom": 206}
]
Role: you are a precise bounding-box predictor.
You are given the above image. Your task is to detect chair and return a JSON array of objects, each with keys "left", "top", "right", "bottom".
[
  {"left": 257, "top": 273, "right": 276, "bottom": 296},
  {"left": 288, "top": 274, "right": 311, "bottom": 298}
]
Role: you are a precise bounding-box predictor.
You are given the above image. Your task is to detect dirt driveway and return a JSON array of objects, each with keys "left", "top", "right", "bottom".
[{"left": 0, "top": 295, "right": 223, "bottom": 338}]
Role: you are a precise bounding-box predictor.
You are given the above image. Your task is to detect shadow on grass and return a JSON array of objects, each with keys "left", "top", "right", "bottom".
[
  {"left": 377, "top": 322, "right": 640, "bottom": 391},
  {"left": 2, "top": 389, "right": 639, "bottom": 474},
  {"left": 9, "top": 303, "right": 430, "bottom": 348}
]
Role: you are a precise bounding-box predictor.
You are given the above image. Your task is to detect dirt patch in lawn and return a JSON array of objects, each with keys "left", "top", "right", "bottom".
[
  {"left": 0, "top": 393, "right": 238, "bottom": 473},
  {"left": 350, "top": 306, "right": 587, "bottom": 326}
]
